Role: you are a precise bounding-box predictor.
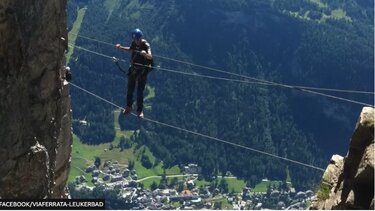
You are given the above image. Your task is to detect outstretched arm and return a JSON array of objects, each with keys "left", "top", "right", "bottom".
[{"left": 115, "top": 44, "right": 131, "bottom": 52}]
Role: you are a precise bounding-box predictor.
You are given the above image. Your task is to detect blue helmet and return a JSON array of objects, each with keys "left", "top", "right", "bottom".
[{"left": 132, "top": 28, "right": 143, "bottom": 39}]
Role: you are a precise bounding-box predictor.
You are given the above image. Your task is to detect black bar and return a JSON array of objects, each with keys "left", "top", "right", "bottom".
[{"left": 0, "top": 199, "right": 105, "bottom": 210}]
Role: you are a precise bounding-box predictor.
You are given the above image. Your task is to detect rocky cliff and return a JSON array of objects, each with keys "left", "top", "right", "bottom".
[
  {"left": 310, "top": 107, "right": 374, "bottom": 209},
  {"left": 0, "top": 0, "right": 72, "bottom": 198}
]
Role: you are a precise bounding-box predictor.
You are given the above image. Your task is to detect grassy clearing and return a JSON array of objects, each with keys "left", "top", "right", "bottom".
[
  {"left": 134, "top": 155, "right": 180, "bottom": 178},
  {"left": 170, "top": 201, "right": 181, "bottom": 209},
  {"left": 68, "top": 157, "right": 89, "bottom": 182},
  {"left": 253, "top": 180, "right": 281, "bottom": 192},
  {"left": 104, "top": 0, "right": 121, "bottom": 22},
  {"left": 140, "top": 177, "right": 184, "bottom": 189},
  {"left": 165, "top": 165, "right": 181, "bottom": 175},
  {"left": 140, "top": 176, "right": 246, "bottom": 193},
  {"left": 69, "top": 135, "right": 105, "bottom": 185},
  {"left": 99, "top": 147, "right": 134, "bottom": 164},
  {"left": 141, "top": 178, "right": 161, "bottom": 188},
  {"left": 70, "top": 134, "right": 180, "bottom": 183},
  {"left": 66, "top": 8, "right": 86, "bottom": 65},
  {"left": 69, "top": 165, "right": 95, "bottom": 187},
  {"left": 309, "top": 0, "right": 327, "bottom": 8},
  {"left": 70, "top": 109, "right": 257, "bottom": 193},
  {"left": 134, "top": 155, "right": 163, "bottom": 178},
  {"left": 69, "top": 108, "right": 181, "bottom": 186},
  {"left": 320, "top": 8, "right": 352, "bottom": 22},
  {"left": 144, "top": 85, "right": 155, "bottom": 102},
  {"left": 71, "top": 134, "right": 106, "bottom": 161},
  {"left": 113, "top": 109, "right": 133, "bottom": 143},
  {"left": 113, "top": 109, "right": 122, "bottom": 129},
  {"left": 207, "top": 198, "right": 233, "bottom": 210},
  {"left": 286, "top": 1, "right": 351, "bottom": 24},
  {"left": 226, "top": 178, "right": 246, "bottom": 193},
  {"left": 330, "top": 8, "right": 352, "bottom": 22},
  {"left": 195, "top": 179, "right": 210, "bottom": 188},
  {"left": 195, "top": 177, "right": 246, "bottom": 193}
]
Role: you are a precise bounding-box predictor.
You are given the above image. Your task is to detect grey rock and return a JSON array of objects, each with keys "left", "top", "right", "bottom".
[
  {"left": 310, "top": 107, "right": 374, "bottom": 210},
  {"left": 0, "top": 0, "right": 71, "bottom": 198}
]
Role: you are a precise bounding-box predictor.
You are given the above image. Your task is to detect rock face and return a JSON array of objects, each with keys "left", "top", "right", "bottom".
[
  {"left": 0, "top": 0, "right": 72, "bottom": 198},
  {"left": 310, "top": 107, "right": 374, "bottom": 209}
]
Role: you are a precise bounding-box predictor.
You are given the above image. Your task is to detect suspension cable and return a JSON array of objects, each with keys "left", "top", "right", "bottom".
[
  {"left": 69, "top": 82, "right": 326, "bottom": 172},
  {"left": 69, "top": 33, "right": 374, "bottom": 95},
  {"left": 69, "top": 44, "right": 270, "bottom": 85},
  {"left": 68, "top": 43, "right": 374, "bottom": 107},
  {"left": 71, "top": 44, "right": 127, "bottom": 62}
]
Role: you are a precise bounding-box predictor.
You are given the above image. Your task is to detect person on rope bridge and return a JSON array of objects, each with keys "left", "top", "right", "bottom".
[{"left": 115, "top": 28, "right": 153, "bottom": 118}]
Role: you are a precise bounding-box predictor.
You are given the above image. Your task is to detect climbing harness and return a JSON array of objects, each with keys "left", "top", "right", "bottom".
[{"left": 112, "top": 56, "right": 127, "bottom": 75}]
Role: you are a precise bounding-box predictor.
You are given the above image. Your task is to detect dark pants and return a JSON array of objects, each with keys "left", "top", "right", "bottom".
[{"left": 127, "top": 67, "right": 148, "bottom": 112}]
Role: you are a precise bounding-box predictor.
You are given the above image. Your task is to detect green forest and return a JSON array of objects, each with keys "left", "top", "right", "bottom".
[{"left": 67, "top": 0, "right": 373, "bottom": 190}]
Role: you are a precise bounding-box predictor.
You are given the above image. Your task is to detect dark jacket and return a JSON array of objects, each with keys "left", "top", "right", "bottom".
[{"left": 129, "top": 39, "right": 152, "bottom": 67}]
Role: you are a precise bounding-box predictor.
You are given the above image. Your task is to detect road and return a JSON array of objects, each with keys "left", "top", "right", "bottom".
[
  {"left": 137, "top": 174, "right": 237, "bottom": 182},
  {"left": 137, "top": 174, "right": 198, "bottom": 182}
]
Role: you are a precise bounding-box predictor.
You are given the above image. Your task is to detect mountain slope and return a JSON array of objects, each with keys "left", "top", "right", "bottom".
[{"left": 67, "top": 0, "right": 373, "bottom": 190}]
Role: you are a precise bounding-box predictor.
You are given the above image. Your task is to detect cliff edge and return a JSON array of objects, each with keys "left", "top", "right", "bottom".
[
  {"left": 310, "top": 107, "right": 374, "bottom": 209},
  {"left": 0, "top": 0, "right": 72, "bottom": 198}
]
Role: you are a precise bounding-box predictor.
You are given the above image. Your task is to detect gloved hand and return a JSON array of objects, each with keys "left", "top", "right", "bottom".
[
  {"left": 115, "top": 44, "right": 121, "bottom": 48},
  {"left": 140, "top": 50, "right": 146, "bottom": 55}
]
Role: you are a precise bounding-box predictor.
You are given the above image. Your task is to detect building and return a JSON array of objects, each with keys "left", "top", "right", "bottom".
[
  {"left": 111, "top": 175, "right": 123, "bottom": 182},
  {"left": 184, "top": 164, "right": 202, "bottom": 174},
  {"left": 92, "top": 170, "right": 100, "bottom": 177},
  {"left": 103, "top": 174, "right": 111, "bottom": 181},
  {"left": 85, "top": 165, "right": 96, "bottom": 173},
  {"left": 123, "top": 169, "right": 130, "bottom": 178}
]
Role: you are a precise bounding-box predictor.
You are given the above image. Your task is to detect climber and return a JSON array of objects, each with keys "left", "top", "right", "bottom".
[
  {"left": 64, "top": 66, "right": 72, "bottom": 82},
  {"left": 115, "top": 28, "right": 153, "bottom": 118}
]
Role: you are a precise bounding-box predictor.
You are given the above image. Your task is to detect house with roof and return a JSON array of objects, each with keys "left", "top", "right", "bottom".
[
  {"left": 85, "top": 165, "right": 96, "bottom": 173},
  {"left": 184, "top": 163, "right": 202, "bottom": 174}
]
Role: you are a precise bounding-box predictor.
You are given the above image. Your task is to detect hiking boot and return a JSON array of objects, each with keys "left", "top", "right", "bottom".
[
  {"left": 137, "top": 111, "right": 144, "bottom": 118},
  {"left": 123, "top": 106, "right": 132, "bottom": 115}
]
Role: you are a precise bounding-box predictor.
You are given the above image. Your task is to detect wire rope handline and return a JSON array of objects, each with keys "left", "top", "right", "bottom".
[
  {"left": 68, "top": 81, "right": 326, "bottom": 172},
  {"left": 68, "top": 33, "right": 374, "bottom": 95},
  {"left": 69, "top": 44, "right": 270, "bottom": 85},
  {"left": 68, "top": 43, "right": 374, "bottom": 108}
]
